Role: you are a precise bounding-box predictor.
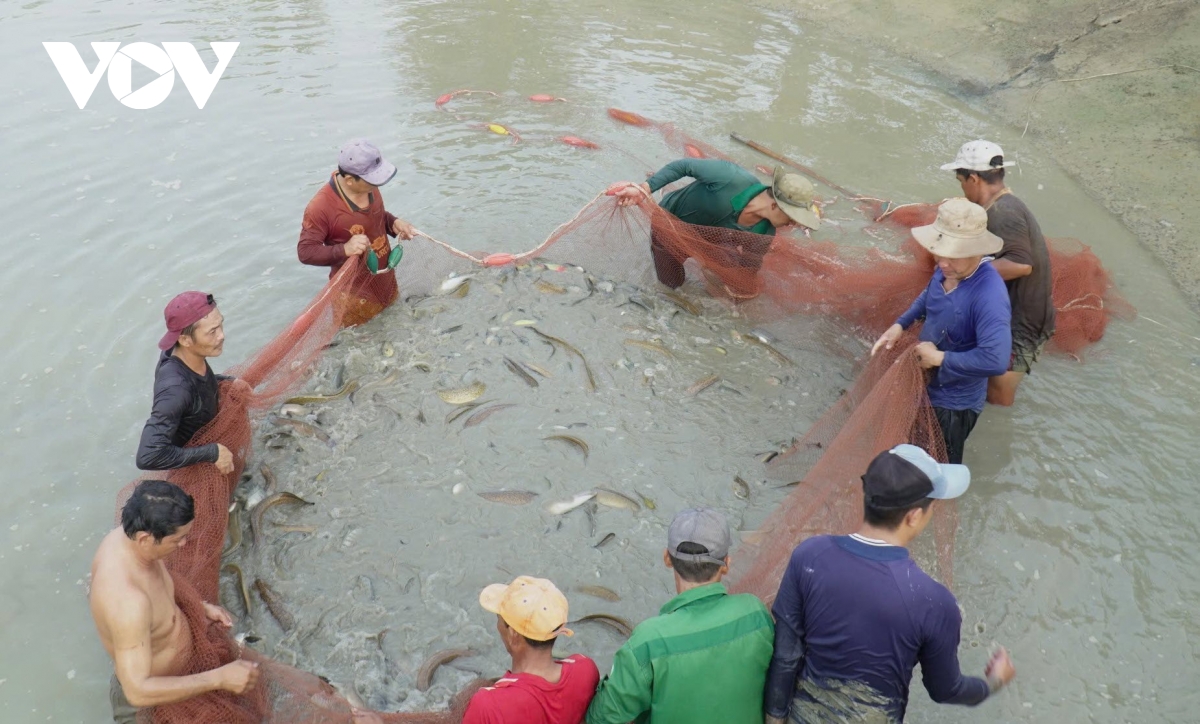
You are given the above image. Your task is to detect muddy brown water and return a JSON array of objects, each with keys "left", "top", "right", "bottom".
[{"left": 1, "top": 1, "right": 1197, "bottom": 722}]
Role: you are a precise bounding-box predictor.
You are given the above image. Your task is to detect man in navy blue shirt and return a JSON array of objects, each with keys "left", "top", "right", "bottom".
[
  {"left": 872, "top": 198, "right": 1011, "bottom": 464},
  {"left": 763, "top": 444, "right": 1017, "bottom": 723}
]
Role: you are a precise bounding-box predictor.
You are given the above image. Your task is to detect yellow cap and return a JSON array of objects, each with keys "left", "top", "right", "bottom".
[{"left": 479, "top": 576, "right": 573, "bottom": 641}]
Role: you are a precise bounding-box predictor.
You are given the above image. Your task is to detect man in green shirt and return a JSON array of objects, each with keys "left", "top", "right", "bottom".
[
  {"left": 611, "top": 160, "right": 820, "bottom": 298},
  {"left": 585, "top": 507, "right": 774, "bottom": 724}
]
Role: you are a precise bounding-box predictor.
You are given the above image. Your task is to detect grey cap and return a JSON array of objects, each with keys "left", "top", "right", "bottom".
[
  {"left": 337, "top": 138, "right": 397, "bottom": 186},
  {"left": 667, "top": 507, "right": 731, "bottom": 565}
]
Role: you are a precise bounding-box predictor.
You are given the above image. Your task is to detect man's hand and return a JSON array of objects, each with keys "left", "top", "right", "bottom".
[
  {"left": 343, "top": 234, "right": 371, "bottom": 257},
  {"left": 391, "top": 218, "right": 415, "bottom": 240},
  {"left": 914, "top": 342, "right": 945, "bottom": 369},
  {"left": 215, "top": 444, "right": 234, "bottom": 474},
  {"left": 985, "top": 646, "right": 1016, "bottom": 692},
  {"left": 202, "top": 601, "right": 233, "bottom": 628},
  {"left": 608, "top": 181, "right": 652, "bottom": 207},
  {"left": 352, "top": 708, "right": 384, "bottom": 724},
  {"left": 230, "top": 378, "right": 252, "bottom": 396},
  {"left": 871, "top": 324, "right": 903, "bottom": 357},
  {"left": 217, "top": 660, "right": 260, "bottom": 694}
]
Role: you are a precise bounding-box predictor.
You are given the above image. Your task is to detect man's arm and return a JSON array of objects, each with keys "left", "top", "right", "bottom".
[
  {"left": 990, "top": 257, "right": 1032, "bottom": 281},
  {"left": 135, "top": 378, "right": 219, "bottom": 470},
  {"left": 896, "top": 288, "right": 929, "bottom": 330},
  {"left": 297, "top": 204, "right": 346, "bottom": 267},
  {"left": 917, "top": 592, "right": 990, "bottom": 707},
  {"left": 989, "top": 207, "right": 1034, "bottom": 281},
  {"left": 645, "top": 159, "right": 735, "bottom": 194},
  {"left": 939, "top": 282, "right": 1012, "bottom": 383},
  {"left": 106, "top": 592, "right": 229, "bottom": 707},
  {"left": 585, "top": 641, "right": 654, "bottom": 724},
  {"left": 763, "top": 553, "right": 807, "bottom": 719}
]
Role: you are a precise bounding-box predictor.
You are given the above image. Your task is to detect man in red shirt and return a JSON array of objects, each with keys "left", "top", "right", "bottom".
[
  {"left": 296, "top": 139, "right": 416, "bottom": 326},
  {"left": 464, "top": 576, "right": 598, "bottom": 724}
]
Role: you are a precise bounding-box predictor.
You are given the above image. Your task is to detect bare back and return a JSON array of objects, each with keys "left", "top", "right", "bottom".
[{"left": 90, "top": 528, "right": 192, "bottom": 678}]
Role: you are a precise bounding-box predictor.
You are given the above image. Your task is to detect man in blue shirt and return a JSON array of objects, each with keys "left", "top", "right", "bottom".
[
  {"left": 872, "top": 198, "right": 1012, "bottom": 463},
  {"left": 763, "top": 444, "right": 1017, "bottom": 723}
]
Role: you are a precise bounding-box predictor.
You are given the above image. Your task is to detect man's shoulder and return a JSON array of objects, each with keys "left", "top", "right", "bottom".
[
  {"left": 302, "top": 182, "right": 338, "bottom": 217},
  {"left": 791, "top": 534, "right": 838, "bottom": 562},
  {"left": 988, "top": 193, "right": 1035, "bottom": 230}
]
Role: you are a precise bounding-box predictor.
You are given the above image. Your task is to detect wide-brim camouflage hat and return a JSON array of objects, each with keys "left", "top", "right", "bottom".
[{"left": 772, "top": 166, "right": 821, "bottom": 230}]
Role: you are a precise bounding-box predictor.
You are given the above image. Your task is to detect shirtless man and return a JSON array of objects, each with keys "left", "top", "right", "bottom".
[{"left": 90, "top": 480, "right": 259, "bottom": 722}]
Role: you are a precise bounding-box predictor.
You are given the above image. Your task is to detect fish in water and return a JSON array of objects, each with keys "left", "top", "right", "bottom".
[
  {"left": 733, "top": 476, "right": 751, "bottom": 500},
  {"left": 381, "top": 340, "right": 395, "bottom": 357},
  {"left": 463, "top": 403, "right": 516, "bottom": 428},
  {"left": 284, "top": 379, "right": 359, "bottom": 405},
  {"left": 593, "top": 532, "right": 616, "bottom": 549},
  {"left": 572, "top": 613, "right": 634, "bottom": 638},
  {"left": 523, "top": 362, "right": 553, "bottom": 378},
  {"left": 736, "top": 332, "right": 793, "bottom": 366},
  {"left": 222, "top": 505, "right": 244, "bottom": 558},
  {"left": 560, "top": 136, "right": 600, "bottom": 149},
  {"left": 578, "top": 585, "right": 621, "bottom": 602},
  {"left": 593, "top": 487, "right": 641, "bottom": 511},
  {"left": 503, "top": 357, "right": 539, "bottom": 388},
  {"left": 686, "top": 374, "right": 721, "bottom": 397},
  {"left": 477, "top": 489, "right": 539, "bottom": 506},
  {"left": 534, "top": 279, "right": 567, "bottom": 294},
  {"left": 439, "top": 275, "right": 473, "bottom": 295},
  {"left": 638, "top": 493, "right": 657, "bottom": 510},
  {"left": 259, "top": 463, "right": 277, "bottom": 494},
  {"left": 278, "top": 403, "right": 307, "bottom": 418},
  {"left": 624, "top": 339, "right": 673, "bottom": 358},
  {"left": 544, "top": 491, "right": 596, "bottom": 515},
  {"left": 266, "top": 414, "right": 333, "bottom": 447},
  {"left": 659, "top": 290, "right": 700, "bottom": 316},
  {"left": 251, "top": 492, "right": 315, "bottom": 543},
  {"left": 528, "top": 327, "right": 596, "bottom": 392},
  {"left": 544, "top": 434, "right": 589, "bottom": 459},
  {"left": 349, "top": 370, "right": 400, "bottom": 404},
  {"left": 253, "top": 579, "right": 296, "bottom": 631},
  {"left": 416, "top": 648, "right": 477, "bottom": 691},
  {"left": 438, "top": 381, "right": 486, "bottom": 405},
  {"left": 221, "top": 563, "right": 253, "bottom": 615},
  {"left": 446, "top": 399, "right": 489, "bottom": 425}
]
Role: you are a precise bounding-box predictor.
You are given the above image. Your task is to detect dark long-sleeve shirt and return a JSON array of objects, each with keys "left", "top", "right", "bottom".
[
  {"left": 896, "top": 262, "right": 1011, "bottom": 412},
  {"left": 646, "top": 159, "right": 775, "bottom": 236},
  {"left": 764, "top": 535, "right": 990, "bottom": 722},
  {"left": 135, "top": 351, "right": 222, "bottom": 470}
]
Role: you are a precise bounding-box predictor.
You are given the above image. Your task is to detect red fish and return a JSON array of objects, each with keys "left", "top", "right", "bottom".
[
  {"left": 529, "top": 94, "right": 567, "bottom": 102},
  {"left": 560, "top": 136, "right": 600, "bottom": 149},
  {"left": 607, "top": 108, "right": 653, "bottom": 127},
  {"left": 684, "top": 144, "right": 706, "bottom": 159}
]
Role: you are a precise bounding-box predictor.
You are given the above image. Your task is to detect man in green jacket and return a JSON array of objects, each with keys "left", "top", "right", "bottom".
[
  {"left": 611, "top": 160, "right": 820, "bottom": 298},
  {"left": 585, "top": 507, "right": 774, "bottom": 724}
]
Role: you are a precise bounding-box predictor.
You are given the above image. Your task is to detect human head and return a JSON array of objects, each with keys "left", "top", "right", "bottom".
[
  {"left": 770, "top": 167, "right": 821, "bottom": 230},
  {"left": 479, "top": 576, "right": 572, "bottom": 656},
  {"left": 158, "top": 291, "right": 224, "bottom": 358},
  {"left": 337, "top": 138, "right": 396, "bottom": 191},
  {"left": 664, "top": 507, "right": 731, "bottom": 584},
  {"left": 861, "top": 444, "right": 970, "bottom": 536},
  {"left": 121, "top": 480, "right": 196, "bottom": 555},
  {"left": 940, "top": 140, "right": 1013, "bottom": 203},
  {"left": 911, "top": 197, "right": 1002, "bottom": 281}
]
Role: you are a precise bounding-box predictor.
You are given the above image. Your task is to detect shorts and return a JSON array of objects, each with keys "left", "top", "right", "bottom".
[
  {"left": 933, "top": 407, "right": 980, "bottom": 465},
  {"left": 1009, "top": 337, "right": 1048, "bottom": 374},
  {"left": 110, "top": 674, "right": 138, "bottom": 724},
  {"left": 649, "top": 215, "right": 771, "bottom": 296}
]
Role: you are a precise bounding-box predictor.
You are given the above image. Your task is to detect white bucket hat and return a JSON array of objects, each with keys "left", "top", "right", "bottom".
[
  {"left": 939, "top": 140, "right": 1016, "bottom": 172},
  {"left": 771, "top": 167, "right": 821, "bottom": 230},
  {"left": 912, "top": 198, "right": 1003, "bottom": 258}
]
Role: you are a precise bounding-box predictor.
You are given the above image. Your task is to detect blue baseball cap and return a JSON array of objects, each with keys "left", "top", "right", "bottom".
[
  {"left": 861, "top": 444, "right": 970, "bottom": 509},
  {"left": 337, "top": 139, "right": 396, "bottom": 186}
]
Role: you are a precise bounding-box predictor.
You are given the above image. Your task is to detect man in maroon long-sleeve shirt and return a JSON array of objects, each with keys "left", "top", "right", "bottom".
[{"left": 297, "top": 139, "right": 415, "bottom": 325}]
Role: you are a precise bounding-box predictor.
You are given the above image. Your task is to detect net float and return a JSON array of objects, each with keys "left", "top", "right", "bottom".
[
  {"left": 560, "top": 135, "right": 600, "bottom": 149},
  {"left": 529, "top": 94, "right": 567, "bottom": 102},
  {"left": 434, "top": 88, "right": 498, "bottom": 110},
  {"left": 684, "top": 144, "right": 706, "bottom": 158},
  {"left": 607, "top": 107, "right": 653, "bottom": 127},
  {"left": 480, "top": 123, "right": 522, "bottom": 143}
]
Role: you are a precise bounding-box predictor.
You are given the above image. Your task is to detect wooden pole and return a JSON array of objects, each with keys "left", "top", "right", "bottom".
[{"left": 729, "top": 132, "right": 859, "bottom": 198}]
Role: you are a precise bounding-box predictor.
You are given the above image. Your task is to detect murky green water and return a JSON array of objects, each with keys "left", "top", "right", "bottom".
[{"left": 1, "top": 1, "right": 1197, "bottom": 722}]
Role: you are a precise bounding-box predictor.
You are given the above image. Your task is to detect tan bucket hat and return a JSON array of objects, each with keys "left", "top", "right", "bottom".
[
  {"left": 912, "top": 198, "right": 1003, "bottom": 258},
  {"left": 771, "top": 166, "right": 821, "bottom": 230}
]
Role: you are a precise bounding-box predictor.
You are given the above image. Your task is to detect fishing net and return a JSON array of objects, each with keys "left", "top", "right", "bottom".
[{"left": 110, "top": 109, "right": 1132, "bottom": 722}]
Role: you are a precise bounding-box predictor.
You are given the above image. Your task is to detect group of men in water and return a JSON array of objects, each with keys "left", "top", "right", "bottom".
[{"left": 89, "top": 136, "right": 1054, "bottom": 722}]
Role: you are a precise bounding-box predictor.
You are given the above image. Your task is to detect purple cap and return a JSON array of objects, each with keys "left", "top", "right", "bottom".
[
  {"left": 158, "top": 292, "right": 216, "bottom": 350},
  {"left": 337, "top": 139, "right": 397, "bottom": 186}
]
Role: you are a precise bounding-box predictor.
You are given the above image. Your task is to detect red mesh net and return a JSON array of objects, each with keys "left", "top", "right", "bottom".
[{"left": 111, "top": 119, "right": 1131, "bottom": 722}]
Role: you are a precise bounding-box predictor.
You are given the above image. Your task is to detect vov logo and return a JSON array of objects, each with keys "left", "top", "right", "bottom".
[{"left": 43, "top": 42, "right": 239, "bottom": 110}]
